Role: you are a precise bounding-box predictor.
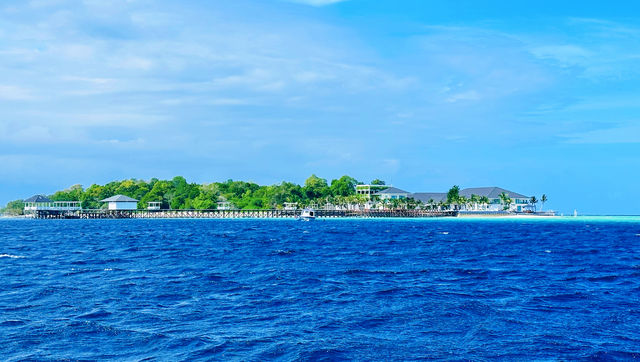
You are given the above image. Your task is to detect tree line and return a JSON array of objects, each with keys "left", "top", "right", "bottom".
[
  {"left": 1, "top": 175, "right": 371, "bottom": 214},
  {"left": 1, "top": 178, "right": 548, "bottom": 215}
]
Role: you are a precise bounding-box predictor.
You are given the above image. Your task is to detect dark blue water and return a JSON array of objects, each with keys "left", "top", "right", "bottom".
[{"left": 1, "top": 218, "right": 639, "bottom": 360}]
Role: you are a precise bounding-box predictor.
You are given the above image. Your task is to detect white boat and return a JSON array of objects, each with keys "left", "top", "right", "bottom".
[{"left": 299, "top": 208, "right": 316, "bottom": 221}]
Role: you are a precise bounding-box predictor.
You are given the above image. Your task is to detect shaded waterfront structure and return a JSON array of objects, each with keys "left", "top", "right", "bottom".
[
  {"left": 23, "top": 195, "right": 81, "bottom": 215},
  {"left": 147, "top": 202, "right": 161, "bottom": 210},
  {"left": 101, "top": 195, "right": 138, "bottom": 210}
]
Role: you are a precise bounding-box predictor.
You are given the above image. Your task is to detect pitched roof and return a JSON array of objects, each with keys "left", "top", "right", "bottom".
[
  {"left": 24, "top": 195, "right": 52, "bottom": 203},
  {"left": 374, "top": 186, "right": 410, "bottom": 195},
  {"left": 100, "top": 195, "right": 138, "bottom": 202},
  {"left": 411, "top": 192, "right": 447, "bottom": 203},
  {"left": 460, "top": 187, "right": 528, "bottom": 199}
]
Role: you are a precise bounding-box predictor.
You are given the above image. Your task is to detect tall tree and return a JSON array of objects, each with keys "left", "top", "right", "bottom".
[
  {"left": 499, "top": 192, "right": 513, "bottom": 211},
  {"left": 541, "top": 194, "right": 548, "bottom": 211},
  {"left": 303, "top": 174, "right": 330, "bottom": 200},
  {"left": 530, "top": 196, "right": 538, "bottom": 212},
  {"left": 330, "top": 176, "right": 358, "bottom": 197},
  {"left": 479, "top": 196, "right": 490, "bottom": 210},
  {"left": 447, "top": 185, "right": 461, "bottom": 208}
]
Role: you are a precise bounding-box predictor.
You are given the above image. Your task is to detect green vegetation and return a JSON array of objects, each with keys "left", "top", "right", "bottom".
[
  {"left": 499, "top": 192, "right": 513, "bottom": 211},
  {"left": 3, "top": 177, "right": 543, "bottom": 213},
  {"left": 0, "top": 200, "right": 25, "bottom": 215},
  {"left": 5, "top": 175, "right": 384, "bottom": 211},
  {"left": 541, "top": 194, "right": 548, "bottom": 211},
  {"left": 530, "top": 196, "right": 538, "bottom": 212},
  {"left": 446, "top": 185, "right": 460, "bottom": 205}
]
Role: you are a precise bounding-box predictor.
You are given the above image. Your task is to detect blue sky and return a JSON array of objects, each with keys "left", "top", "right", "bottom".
[{"left": 1, "top": 0, "right": 640, "bottom": 214}]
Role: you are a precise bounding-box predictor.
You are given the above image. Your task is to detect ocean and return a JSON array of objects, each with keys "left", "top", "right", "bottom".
[{"left": 1, "top": 217, "right": 639, "bottom": 360}]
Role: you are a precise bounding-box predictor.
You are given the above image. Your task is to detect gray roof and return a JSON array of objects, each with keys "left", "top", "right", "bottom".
[
  {"left": 100, "top": 195, "right": 138, "bottom": 202},
  {"left": 411, "top": 192, "right": 447, "bottom": 203},
  {"left": 460, "top": 187, "right": 528, "bottom": 199},
  {"left": 24, "top": 195, "right": 52, "bottom": 203},
  {"left": 374, "top": 186, "right": 410, "bottom": 195}
]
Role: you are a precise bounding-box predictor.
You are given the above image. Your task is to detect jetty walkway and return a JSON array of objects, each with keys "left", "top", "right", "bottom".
[{"left": 32, "top": 209, "right": 458, "bottom": 219}]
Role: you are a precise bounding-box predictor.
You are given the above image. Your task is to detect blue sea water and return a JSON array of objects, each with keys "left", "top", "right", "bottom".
[{"left": 1, "top": 217, "right": 639, "bottom": 360}]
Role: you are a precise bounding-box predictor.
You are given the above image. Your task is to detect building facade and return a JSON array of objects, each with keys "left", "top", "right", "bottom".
[{"left": 101, "top": 195, "right": 139, "bottom": 210}]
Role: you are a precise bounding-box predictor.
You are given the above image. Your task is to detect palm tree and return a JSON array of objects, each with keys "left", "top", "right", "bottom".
[
  {"left": 530, "top": 196, "right": 538, "bottom": 212},
  {"left": 470, "top": 194, "right": 480, "bottom": 211},
  {"left": 458, "top": 196, "right": 468, "bottom": 211},
  {"left": 499, "top": 192, "right": 513, "bottom": 211},
  {"left": 479, "top": 196, "right": 490, "bottom": 210},
  {"left": 447, "top": 185, "right": 460, "bottom": 209},
  {"left": 541, "top": 194, "right": 547, "bottom": 211}
]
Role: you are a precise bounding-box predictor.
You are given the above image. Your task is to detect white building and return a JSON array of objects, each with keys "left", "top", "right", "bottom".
[
  {"left": 411, "top": 193, "right": 447, "bottom": 209},
  {"left": 283, "top": 202, "right": 298, "bottom": 210},
  {"left": 147, "top": 202, "right": 161, "bottom": 210},
  {"left": 374, "top": 187, "right": 411, "bottom": 200},
  {"left": 101, "top": 195, "right": 139, "bottom": 210},
  {"left": 23, "top": 195, "right": 81, "bottom": 213},
  {"left": 459, "top": 187, "right": 530, "bottom": 212},
  {"left": 355, "top": 184, "right": 390, "bottom": 199}
]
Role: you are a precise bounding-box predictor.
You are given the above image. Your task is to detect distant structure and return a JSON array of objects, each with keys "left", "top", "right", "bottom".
[
  {"left": 408, "top": 187, "right": 532, "bottom": 212},
  {"left": 101, "top": 195, "right": 138, "bottom": 210},
  {"left": 356, "top": 184, "right": 390, "bottom": 200},
  {"left": 217, "top": 201, "right": 232, "bottom": 210},
  {"left": 147, "top": 202, "right": 161, "bottom": 210},
  {"left": 23, "top": 195, "right": 81, "bottom": 214},
  {"left": 459, "top": 187, "right": 530, "bottom": 212},
  {"left": 283, "top": 202, "right": 298, "bottom": 210},
  {"left": 411, "top": 193, "right": 447, "bottom": 207},
  {"left": 374, "top": 187, "right": 411, "bottom": 200}
]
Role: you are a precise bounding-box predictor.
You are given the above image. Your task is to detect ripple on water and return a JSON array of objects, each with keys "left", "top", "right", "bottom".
[{"left": 0, "top": 218, "right": 639, "bottom": 360}]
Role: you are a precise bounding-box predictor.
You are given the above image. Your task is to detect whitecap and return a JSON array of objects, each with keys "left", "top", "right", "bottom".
[
  {"left": 544, "top": 250, "right": 551, "bottom": 253},
  {"left": 441, "top": 232, "right": 449, "bottom": 235},
  {"left": 0, "top": 254, "right": 24, "bottom": 259}
]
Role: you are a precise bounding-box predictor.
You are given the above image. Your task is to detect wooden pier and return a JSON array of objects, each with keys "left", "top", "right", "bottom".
[{"left": 33, "top": 209, "right": 458, "bottom": 219}]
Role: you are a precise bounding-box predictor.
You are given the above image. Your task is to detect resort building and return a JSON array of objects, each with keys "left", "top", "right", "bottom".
[
  {"left": 356, "top": 185, "right": 533, "bottom": 212},
  {"left": 283, "top": 202, "right": 298, "bottom": 210},
  {"left": 459, "top": 187, "right": 531, "bottom": 212},
  {"left": 374, "top": 187, "right": 411, "bottom": 200},
  {"left": 23, "top": 195, "right": 81, "bottom": 213},
  {"left": 411, "top": 193, "right": 447, "bottom": 209},
  {"left": 147, "top": 202, "right": 161, "bottom": 210},
  {"left": 101, "top": 195, "right": 139, "bottom": 210},
  {"left": 355, "top": 184, "right": 389, "bottom": 200}
]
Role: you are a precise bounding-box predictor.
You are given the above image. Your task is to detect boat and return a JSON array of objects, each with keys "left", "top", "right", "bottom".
[{"left": 299, "top": 208, "right": 316, "bottom": 221}]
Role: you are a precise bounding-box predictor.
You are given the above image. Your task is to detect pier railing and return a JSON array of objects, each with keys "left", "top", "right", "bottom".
[{"left": 33, "top": 209, "right": 458, "bottom": 219}]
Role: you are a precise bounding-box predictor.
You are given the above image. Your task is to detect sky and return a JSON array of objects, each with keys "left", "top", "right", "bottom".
[{"left": 1, "top": 0, "right": 640, "bottom": 214}]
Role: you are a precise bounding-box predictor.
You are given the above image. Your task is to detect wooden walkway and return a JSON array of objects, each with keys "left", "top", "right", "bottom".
[{"left": 33, "top": 209, "right": 458, "bottom": 219}]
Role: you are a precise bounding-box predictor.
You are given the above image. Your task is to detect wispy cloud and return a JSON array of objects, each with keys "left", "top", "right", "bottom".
[{"left": 2, "top": 1, "right": 640, "bottom": 214}]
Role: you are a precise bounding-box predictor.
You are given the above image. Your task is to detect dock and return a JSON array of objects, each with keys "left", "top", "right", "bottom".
[{"left": 32, "top": 209, "right": 458, "bottom": 219}]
